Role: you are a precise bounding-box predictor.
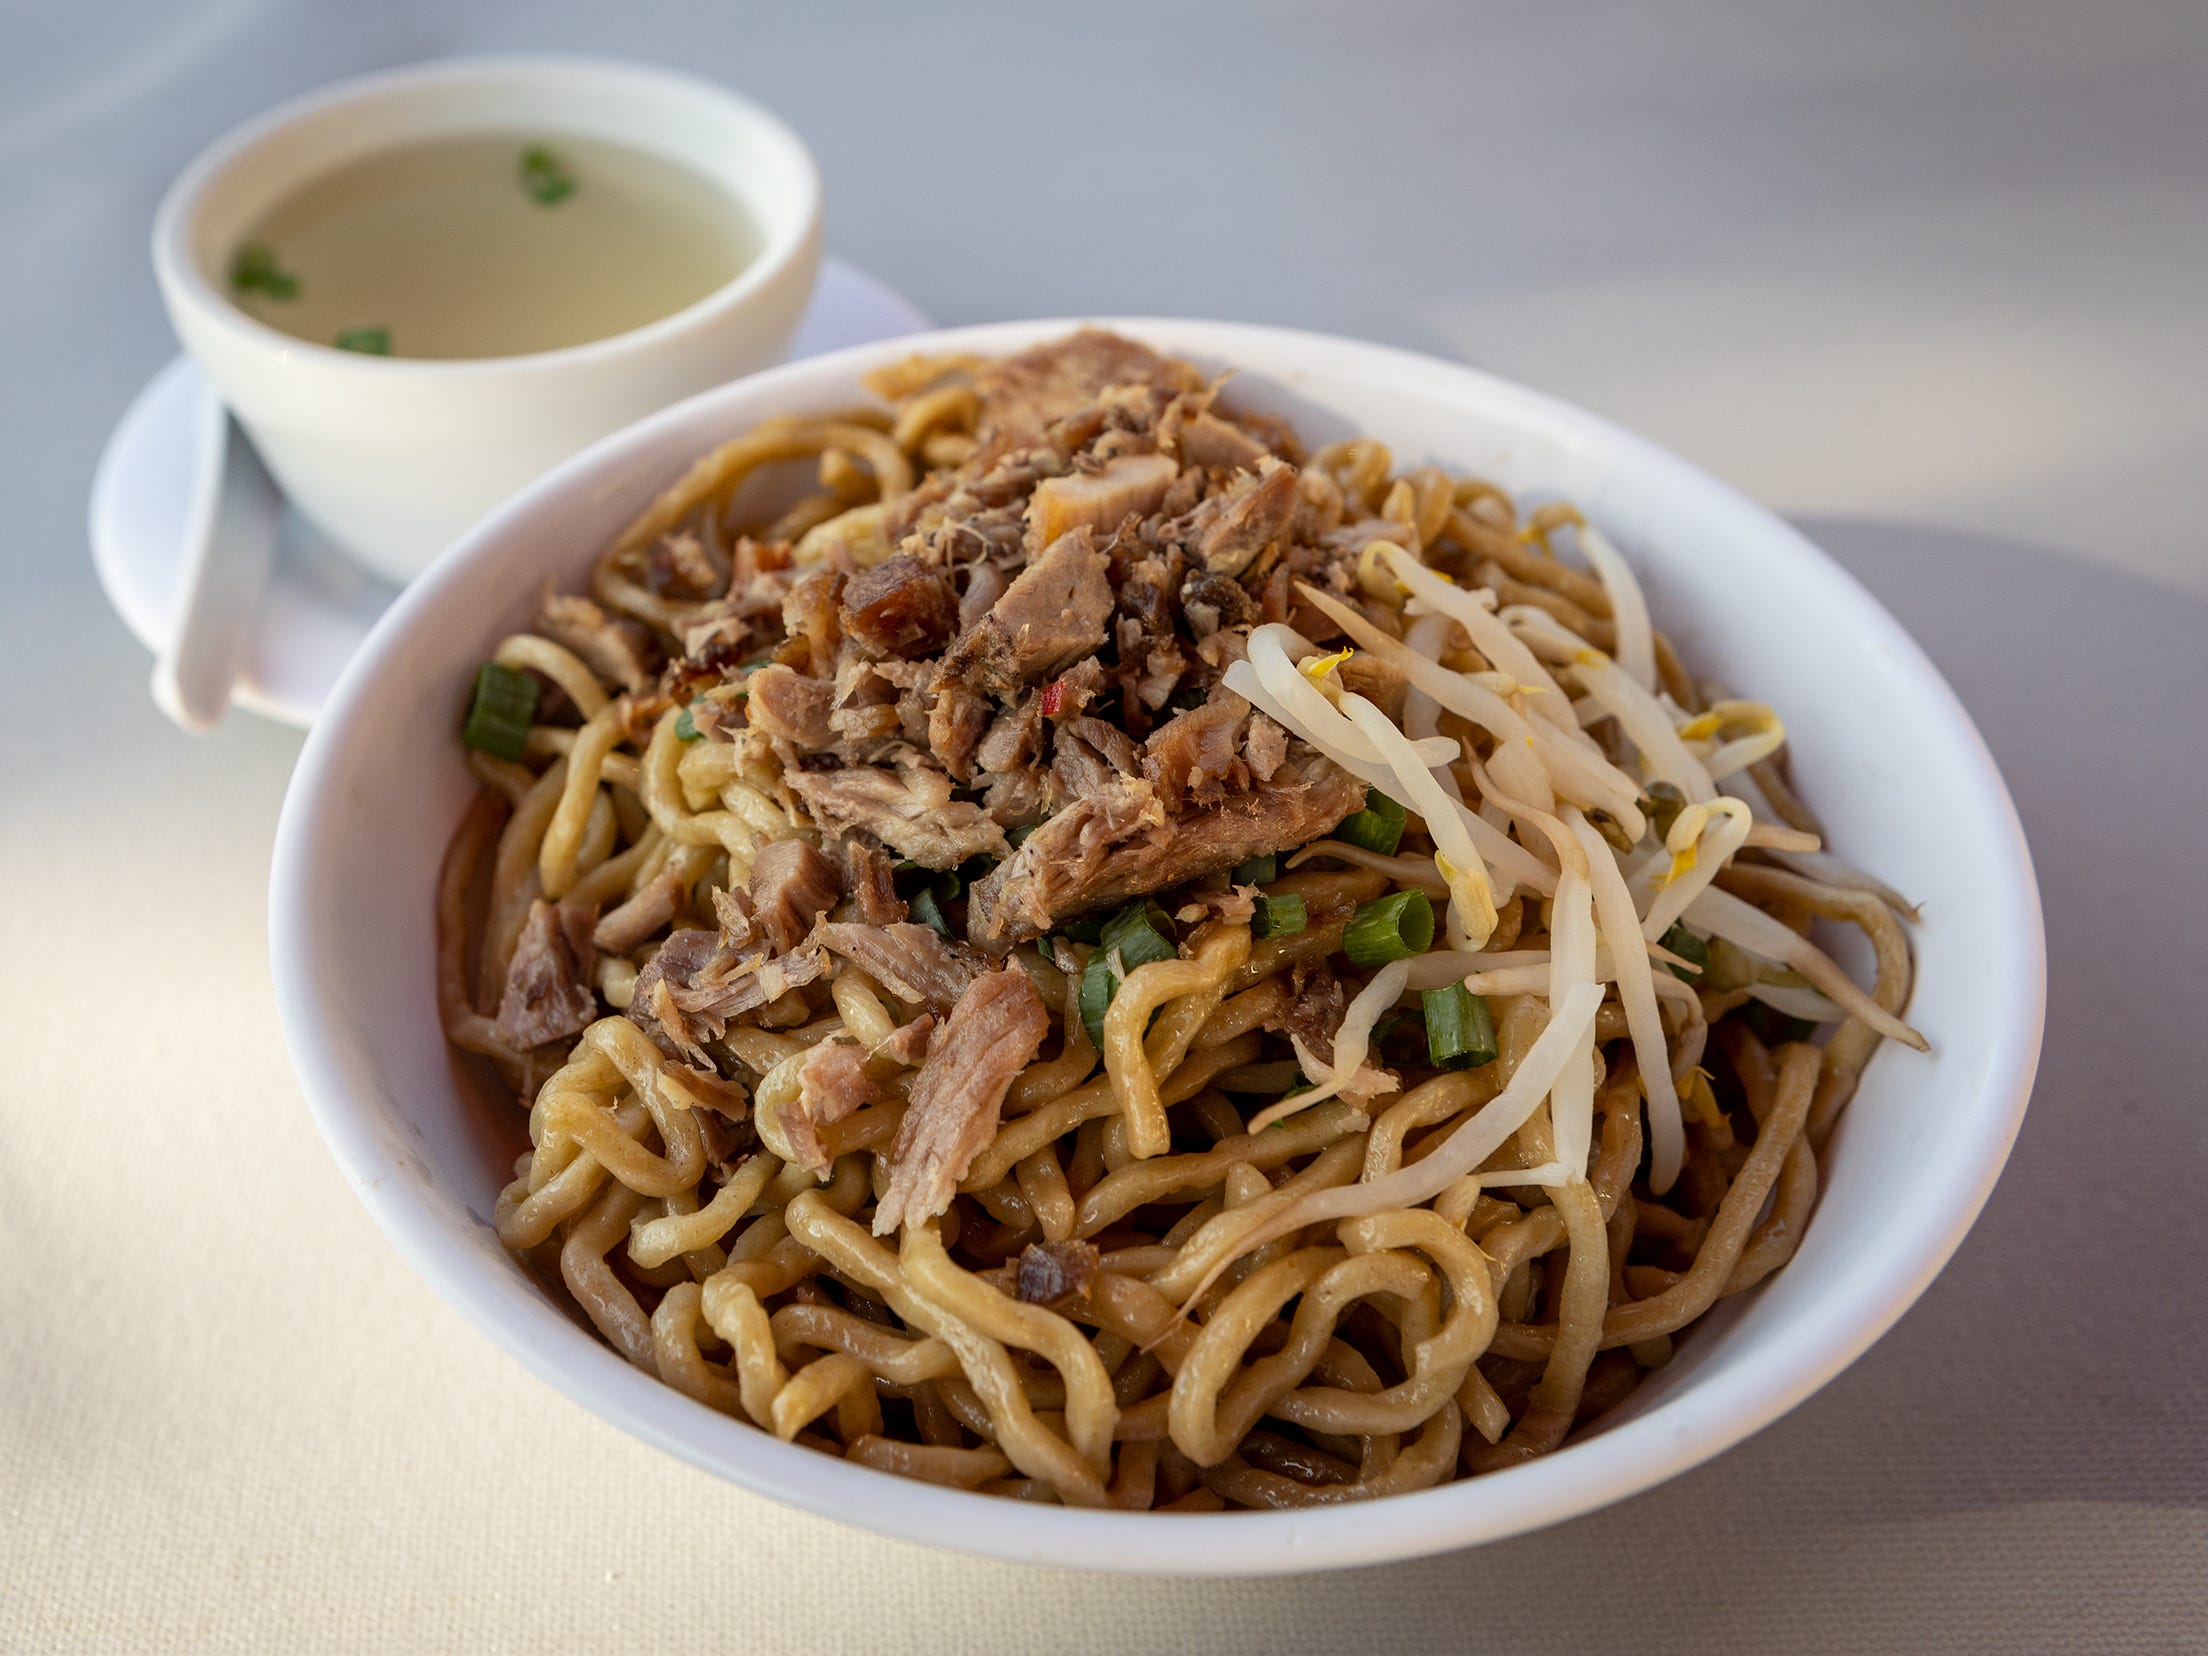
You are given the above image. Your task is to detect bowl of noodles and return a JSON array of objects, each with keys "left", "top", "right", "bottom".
[{"left": 270, "top": 321, "right": 2043, "bottom": 1572}]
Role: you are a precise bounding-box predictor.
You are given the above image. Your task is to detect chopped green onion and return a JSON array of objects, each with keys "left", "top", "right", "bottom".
[
  {"left": 1251, "top": 892, "right": 1306, "bottom": 938},
  {"left": 1007, "top": 823, "right": 1039, "bottom": 849},
  {"left": 519, "top": 145, "right": 576, "bottom": 205},
  {"left": 1231, "top": 853, "right": 1278, "bottom": 884},
  {"left": 1659, "top": 921, "right": 1710, "bottom": 982},
  {"left": 1078, "top": 951, "right": 1119, "bottom": 1050},
  {"left": 1059, "top": 914, "right": 1107, "bottom": 945},
  {"left": 1075, "top": 903, "right": 1180, "bottom": 1049},
  {"left": 229, "top": 242, "right": 299, "bottom": 300},
  {"left": 1646, "top": 781, "right": 1687, "bottom": 842},
  {"left": 1422, "top": 983, "right": 1498, "bottom": 1069},
  {"left": 1343, "top": 889, "right": 1433, "bottom": 966},
  {"left": 673, "top": 700, "right": 705, "bottom": 742},
  {"left": 1098, "top": 902, "right": 1177, "bottom": 972},
  {"left": 1335, "top": 789, "right": 1407, "bottom": 856},
  {"left": 908, "top": 885, "right": 953, "bottom": 939},
  {"left": 460, "top": 661, "right": 538, "bottom": 760},
  {"left": 334, "top": 325, "right": 390, "bottom": 355}
]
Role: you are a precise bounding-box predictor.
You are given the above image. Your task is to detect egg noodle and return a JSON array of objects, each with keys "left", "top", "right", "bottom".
[{"left": 437, "top": 334, "right": 1922, "bottom": 1510}]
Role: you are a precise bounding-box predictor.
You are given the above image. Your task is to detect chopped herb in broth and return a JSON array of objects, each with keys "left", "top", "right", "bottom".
[
  {"left": 229, "top": 242, "right": 299, "bottom": 300},
  {"left": 518, "top": 144, "right": 576, "bottom": 206},
  {"left": 227, "top": 133, "right": 756, "bottom": 359}
]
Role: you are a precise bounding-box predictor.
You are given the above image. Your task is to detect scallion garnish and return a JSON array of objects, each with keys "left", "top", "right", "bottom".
[
  {"left": 1343, "top": 888, "right": 1433, "bottom": 966},
  {"left": 1335, "top": 789, "right": 1408, "bottom": 856},
  {"left": 1098, "top": 901, "right": 1177, "bottom": 972},
  {"left": 908, "top": 885, "right": 953, "bottom": 939},
  {"left": 519, "top": 145, "right": 576, "bottom": 205},
  {"left": 1007, "top": 823, "right": 1039, "bottom": 849},
  {"left": 460, "top": 661, "right": 538, "bottom": 760},
  {"left": 1074, "top": 903, "right": 1181, "bottom": 1048},
  {"left": 1423, "top": 983, "right": 1497, "bottom": 1069},
  {"left": 1232, "top": 852, "right": 1278, "bottom": 884},
  {"left": 1251, "top": 892, "right": 1306, "bottom": 938},
  {"left": 334, "top": 325, "right": 390, "bottom": 355},
  {"left": 1659, "top": 921, "right": 1711, "bottom": 982},
  {"left": 1078, "top": 951, "right": 1119, "bottom": 1050},
  {"left": 1059, "top": 914, "right": 1107, "bottom": 945},
  {"left": 674, "top": 700, "right": 705, "bottom": 742},
  {"left": 229, "top": 242, "right": 299, "bottom": 300}
]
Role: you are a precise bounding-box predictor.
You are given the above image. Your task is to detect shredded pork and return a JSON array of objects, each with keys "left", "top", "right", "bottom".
[
  {"left": 628, "top": 929, "right": 827, "bottom": 1064},
  {"left": 1014, "top": 1239, "right": 1101, "bottom": 1308},
  {"left": 813, "top": 921, "right": 983, "bottom": 1016},
  {"left": 616, "top": 331, "right": 1378, "bottom": 950},
  {"left": 942, "top": 526, "right": 1115, "bottom": 697},
  {"left": 787, "top": 760, "right": 1009, "bottom": 867},
  {"left": 538, "top": 593, "right": 660, "bottom": 693},
  {"left": 591, "top": 329, "right": 1387, "bottom": 1058},
  {"left": 744, "top": 839, "right": 844, "bottom": 953},
  {"left": 968, "top": 750, "right": 1363, "bottom": 947},
  {"left": 495, "top": 900, "right": 598, "bottom": 1049},
  {"left": 778, "top": 1040, "right": 877, "bottom": 1173},
  {"left": 872, "top": 967, "right": 1049, "bottom": 1234},
  {"left": 839, "top": 554, "right": 957, "bottom": 660}
]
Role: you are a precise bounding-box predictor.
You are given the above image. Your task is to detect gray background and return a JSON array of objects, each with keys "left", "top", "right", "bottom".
[{"left": 5, "top": 2, "right": 2205, "bottom": 1650}]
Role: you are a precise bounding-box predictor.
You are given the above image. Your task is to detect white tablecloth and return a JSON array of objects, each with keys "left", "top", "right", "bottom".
[{"left": 6, "top": 4, "right": 2204, "bottom": 1649}]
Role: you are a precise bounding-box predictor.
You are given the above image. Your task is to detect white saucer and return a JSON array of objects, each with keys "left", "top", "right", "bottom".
[{"left": 91, "top": 257, "right": 931, "bottom": 727}]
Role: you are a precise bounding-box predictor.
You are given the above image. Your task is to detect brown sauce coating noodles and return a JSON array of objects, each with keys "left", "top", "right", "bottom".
[{"left": 436, "top": 330, "right": 1921, "bottom": 1509}]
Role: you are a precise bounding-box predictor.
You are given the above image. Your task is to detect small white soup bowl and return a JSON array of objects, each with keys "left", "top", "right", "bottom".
[
  {"left": 153, "top": 55, "right": 822, "bottom": 584},
  {"left": 270, "top": 320, "right": 2044, "bottom": 1574}
]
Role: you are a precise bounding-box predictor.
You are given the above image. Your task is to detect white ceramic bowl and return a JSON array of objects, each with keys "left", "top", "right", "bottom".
[
  {"left": 153, "top": 56, "right": 822, "bottom": 584},
  {"left": 269, "top": 320, "right": 2044, "bottom": 1574}
]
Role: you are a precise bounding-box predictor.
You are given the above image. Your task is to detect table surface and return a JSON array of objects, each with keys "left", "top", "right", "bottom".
[{"left": 6, "top": 4, "right": 2205, "bottom": 1650}]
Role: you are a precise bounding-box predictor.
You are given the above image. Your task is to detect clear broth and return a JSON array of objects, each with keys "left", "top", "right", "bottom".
[{"left": 230, "top": 133, "right": 758, "bottom": 359}]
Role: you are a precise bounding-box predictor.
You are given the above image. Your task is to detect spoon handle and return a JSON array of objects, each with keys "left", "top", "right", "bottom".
[{"left": 151, "top": 387, "right": 282, "bottom": 732}]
